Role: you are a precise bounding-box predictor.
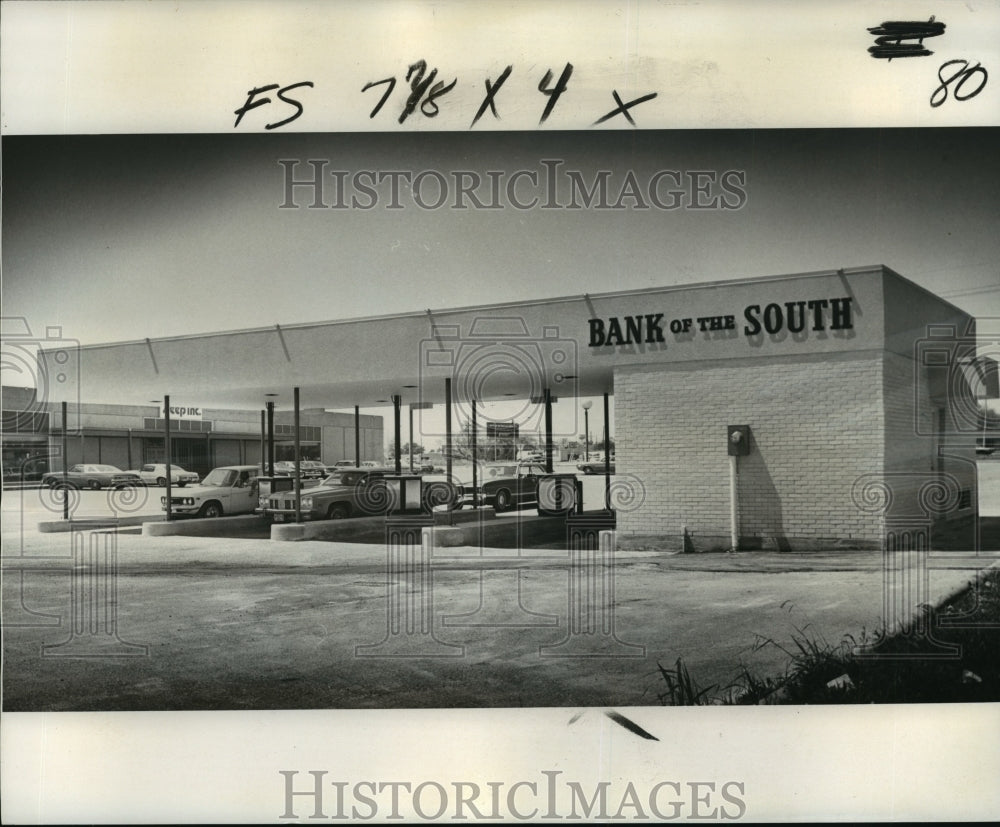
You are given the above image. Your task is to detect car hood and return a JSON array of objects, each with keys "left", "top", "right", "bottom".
[
  {"left": 291, "top": 483, "right": 359, "bottom": 496},
  {"left": 184, "top": 484, "right": 231, "bottom": 497}
]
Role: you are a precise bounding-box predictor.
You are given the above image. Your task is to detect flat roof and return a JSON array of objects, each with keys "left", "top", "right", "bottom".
[{"left": 37, "top": 265, "right": 973, "bottom": 411}]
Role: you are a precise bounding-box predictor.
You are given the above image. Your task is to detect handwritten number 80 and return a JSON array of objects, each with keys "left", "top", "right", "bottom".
[{"left": 930, "top": 59, "right": 988, "bottom": 107}]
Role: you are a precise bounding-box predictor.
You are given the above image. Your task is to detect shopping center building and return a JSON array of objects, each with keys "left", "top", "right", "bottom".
[
  {"left": 15, "top": 264, "right": 997, "bottom": 550},
  {"left": 1, "top": 386, "right": 384, "bottom": 481}
]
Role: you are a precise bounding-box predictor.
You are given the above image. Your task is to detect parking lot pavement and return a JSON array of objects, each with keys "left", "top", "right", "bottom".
[{"left": 4, "top": 517, "right": 995, "bottom": 711}]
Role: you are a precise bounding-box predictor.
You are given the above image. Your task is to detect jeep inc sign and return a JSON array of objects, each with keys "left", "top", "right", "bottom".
[{"left": 159, "top": 405, "right": 203, "bottom": 421}]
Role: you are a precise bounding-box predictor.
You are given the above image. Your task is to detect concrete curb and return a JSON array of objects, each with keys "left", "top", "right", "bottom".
[
  {"left": 143, "top": 515, "right": 268, "bottom": 537},
  {"left": 269, "top": 507, "right": 497, "bottom": 542},
  {"left": 38, "top": 515, "right": 164, "bottom": 533}
]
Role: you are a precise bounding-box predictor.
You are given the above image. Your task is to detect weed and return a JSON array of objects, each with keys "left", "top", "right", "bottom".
[
  {"left": 655, "top": 572, "right": 1000, "bottom": 705},
  {"left": 655, "top": 658, "right": 719, "bottom": 706}
]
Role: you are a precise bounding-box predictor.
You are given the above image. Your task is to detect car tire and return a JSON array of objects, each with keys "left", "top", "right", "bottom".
[
  {"left": 87, "top": 480, "right": 102, "bottom": 491},
  {"left": 494, "top": 488, "right": 512, "bottom": 513},
  {"left": 156, "top": 477, "right": 166, "bottom": 486},
  {"left": 583, "top": 467, "right": 594, "bottom": 475},
  {"left": 327, "top": 502, "right": 351, "bottom": 520},
  {"left": 177, "top": 482, "right": 187, "bottom": 488},
  {"left": 199, "top": 501, "right": 223, "bottom": 519}
]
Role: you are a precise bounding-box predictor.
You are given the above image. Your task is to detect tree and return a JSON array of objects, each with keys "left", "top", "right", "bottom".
[{"left": 386, "top": 441, "right": 425, "bottom": 458}]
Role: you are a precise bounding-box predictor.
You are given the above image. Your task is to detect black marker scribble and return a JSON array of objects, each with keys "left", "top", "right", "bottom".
[
  {"left": 593, "top": 90, "right": 658, "bottom": 126},
  {"left": 930, "top": 59, "right": 989, "bottom": 107},
  {"left": 233, "top": 82, "right": 314, "bottom": 129},
  {"left": 470, "top": 64, "right": 513, "bottom": 128},
  {"left": 538, "top": 63, "right": 573, "bottom": 124},
  {"left": 400, "top": 60, "right": 457, "bottom": 124},
  {"left": 867, "top": 16, "right": 945, "bottom": 60},
  {"left": 362, "top": 77, "right": 396, "bottom": 119},
  {"left": 359, "top": 61, "right": 658, "bottom": 128},
  {"left": 604, "top": 710, "right": 660, "bottom": 741}
]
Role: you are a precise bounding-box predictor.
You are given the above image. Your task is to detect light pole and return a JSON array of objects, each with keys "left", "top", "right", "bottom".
[{"left": 582, "top": 401, "right": 592, "bottom": 461}]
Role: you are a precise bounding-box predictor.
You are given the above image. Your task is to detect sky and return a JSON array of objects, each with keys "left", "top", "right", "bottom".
[
  {"left": 3, "top": 127, "right": 999, "bottom": 439},
  {"left": 4, "top": 128, "right": 998, "bottom": 336}
]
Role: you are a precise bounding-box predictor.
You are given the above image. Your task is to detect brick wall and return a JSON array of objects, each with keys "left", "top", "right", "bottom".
[
  {"left": 615, "top": 352, "right": 886, "bottom": 550},
  {"left": 881, "top": 350, "right": 977, "bottom": 544}
]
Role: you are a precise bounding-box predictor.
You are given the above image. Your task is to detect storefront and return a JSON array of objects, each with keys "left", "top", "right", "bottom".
[
  {"left": 27, "top": 264, "right": 997, "bottom": 550},
  {"left": 1, "top": 386, "right": 51, "bottom": 482},
  {"left": 1, "top": 392, "right": 384, "bottom": 480}
]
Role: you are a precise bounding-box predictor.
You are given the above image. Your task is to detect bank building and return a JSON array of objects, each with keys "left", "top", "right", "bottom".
[{"left": 8, "top": 264, "right": 996, "bottom": 552}]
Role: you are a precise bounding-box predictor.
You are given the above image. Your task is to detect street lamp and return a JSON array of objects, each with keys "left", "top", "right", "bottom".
[{"left": 582, "top": 401, "right": 592, "bottom": 461}]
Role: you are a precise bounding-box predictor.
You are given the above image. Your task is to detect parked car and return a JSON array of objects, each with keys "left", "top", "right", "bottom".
[
  {"left": 270, "top": 460, "right": 326, "bottom": 480},
  {"left": 576, "top": 456, "right": 615, "bottom": 474},
  {"left": 460, "top": 462, "right": 548, "bottom": 512},
  {"left": 262, "top": 467, "right": 392, "bottom": 522},
  {"left": 3, "top": 456, "right": 48, "bottom": 483},
  {"left": 299, "top": 460, "right": 328, "bottom": 479},
  {"left": 41, "top": 464, "right": 141, "bottom": 490},
  {"left": 262, "top": 467, "right": 461, "bottom": 521},
  {"left": 161, "top": 464, "right": 260, "bottom": 518},
  {"left": 331, "top": 460, "right": 356, "bottom": 469},
  {"left": 129, "top": 463, "right": 199, "bottom": 487}
]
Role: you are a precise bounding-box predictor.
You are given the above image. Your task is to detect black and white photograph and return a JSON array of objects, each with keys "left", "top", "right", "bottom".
[{"left": 2, "top": 1, "right": 999, "bottom": 823}]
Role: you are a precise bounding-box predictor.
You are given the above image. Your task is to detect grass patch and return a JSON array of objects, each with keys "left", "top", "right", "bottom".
[{"left": 656, "top": 571, "right": 1000, "bottom": 705}]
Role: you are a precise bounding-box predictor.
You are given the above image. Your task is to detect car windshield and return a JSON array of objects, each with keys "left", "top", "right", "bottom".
[
  {"left": 337, "top": 471, "right": 369, "bottom": 486},
  {"left": 92, "top": 465, "right": 120, "bottom": 473},
  {"left": 485, "top": 465, "right": 517, "bottom": 478},
  {"left": 201, "top": 469, "right": 237, "bottom": 487}
]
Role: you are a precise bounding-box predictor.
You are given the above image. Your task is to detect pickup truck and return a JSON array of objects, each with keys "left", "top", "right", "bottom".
[{"left": 161, "top": 464, "right": 260, "bottom": 518}]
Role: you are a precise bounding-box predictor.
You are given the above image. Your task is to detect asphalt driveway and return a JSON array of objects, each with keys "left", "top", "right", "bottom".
[{"left": 4, "top": 523, "right": 994, "bottom": 711}]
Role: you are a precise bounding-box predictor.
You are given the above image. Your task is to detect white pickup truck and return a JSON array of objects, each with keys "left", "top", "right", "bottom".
[{"left": 161, "top": 464, "right": 260, "bottom": 518}]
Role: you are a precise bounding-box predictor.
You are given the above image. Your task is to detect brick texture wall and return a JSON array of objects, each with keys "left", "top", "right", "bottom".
[
  {"left": 881, "top": 350, "right": 977, "bottom": 541},
  {"left": 615, "top": 352, "right": 886, "bottom": 550}
]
